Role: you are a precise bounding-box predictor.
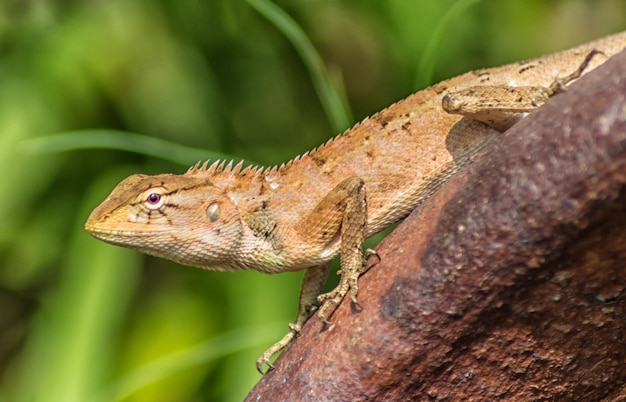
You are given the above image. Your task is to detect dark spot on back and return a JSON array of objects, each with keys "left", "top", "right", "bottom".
[
  {"left": 311, "top": 154, "right": 327, "bottom": 167},
  {"left": 519, "top": 64, "right": 537, "bottom": 74}
]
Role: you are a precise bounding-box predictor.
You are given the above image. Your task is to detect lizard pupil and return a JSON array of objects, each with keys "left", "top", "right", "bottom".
[{"left": 147, "top": 193, "right": 161, "bottom": 204}]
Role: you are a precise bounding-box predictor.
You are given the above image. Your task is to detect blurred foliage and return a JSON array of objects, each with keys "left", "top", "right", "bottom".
[{"left": 0, "top": 0, "right": 623, "bottom": 401}]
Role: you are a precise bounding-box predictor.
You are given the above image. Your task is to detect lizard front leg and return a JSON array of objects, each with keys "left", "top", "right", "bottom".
[
  {"left": 256, "top": 176, "right": 367, "bottom": 372},
  {"left": 310, "top": 176, "right": 368, "bottom": 323},
  {"left": 256, "top": 262, "right": 331, "bottom": 373}
]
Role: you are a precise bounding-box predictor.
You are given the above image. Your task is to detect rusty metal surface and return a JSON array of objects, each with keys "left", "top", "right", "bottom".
[{"left": 247, "top": 49, "right": 626, "bottom": 401}]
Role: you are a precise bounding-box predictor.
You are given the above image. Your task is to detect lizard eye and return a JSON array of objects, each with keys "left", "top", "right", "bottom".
[
  {"left": 207, "top": 202, "right": 220, "bottom": 222},
  {"left": 147, "top": 193, "right": 160, "bottom": 204},
  {"left": 144, "top": 192, "right": 165, "bottom": 209}
]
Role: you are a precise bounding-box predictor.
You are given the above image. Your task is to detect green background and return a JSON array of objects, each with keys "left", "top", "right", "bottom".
[{"left": 0, "top": 1, "right": 624, "bottom": 401}]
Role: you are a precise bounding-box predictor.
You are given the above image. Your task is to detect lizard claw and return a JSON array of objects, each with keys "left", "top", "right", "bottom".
[
  {"left": 316, "top": 296, "right": 341, "bottom": 325},
  {"left": 365, "top": 248, "right": 380, "bottom": 262},
  {"left": 255, "top": 322, "right": 302, "bottom": 374},
  {"left": 317, "top": 281, "right": 356, "bottom": 323},
  {"left": 256, "top": 355, "right": 275, "bottom": 374}
]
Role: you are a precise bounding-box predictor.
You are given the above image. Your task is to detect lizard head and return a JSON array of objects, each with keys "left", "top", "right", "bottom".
[{"left": 85, "top": 173, "right": 244, "bottom": 270}]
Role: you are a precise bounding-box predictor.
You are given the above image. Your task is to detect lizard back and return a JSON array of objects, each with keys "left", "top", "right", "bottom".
[{"left": 86, "top": 31, "right": 626, "bottom": 273}]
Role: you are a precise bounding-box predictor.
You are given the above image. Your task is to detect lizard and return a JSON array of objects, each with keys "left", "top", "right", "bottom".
[{"left": 84, "top": 31, "right": 626, "bottom": 373}]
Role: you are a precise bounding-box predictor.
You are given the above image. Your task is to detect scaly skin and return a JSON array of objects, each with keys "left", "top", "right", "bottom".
[{"left": 85, "top": 31, "right": 626, "bottom": 373}]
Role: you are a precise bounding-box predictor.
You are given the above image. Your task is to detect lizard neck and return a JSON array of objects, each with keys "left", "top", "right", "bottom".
[{"left": 184, "top": 160, "right": 338, "bottom": 272}]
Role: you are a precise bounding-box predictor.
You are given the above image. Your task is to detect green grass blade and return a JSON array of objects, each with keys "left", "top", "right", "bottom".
[
  {"left": 12, "top": 171, "right": 142, "bottom": 402},
  {"left": 247, "top": 0, "right": 353, "bottom": 132},
  {"left": 20, "top": 130, "right": 247, "bottom": 166},
  {"left": 415, "top": 0, "right": 483, "bottom": 89},
  {"left": 87, "top": 324, "right": 282, "bottom": 402}
]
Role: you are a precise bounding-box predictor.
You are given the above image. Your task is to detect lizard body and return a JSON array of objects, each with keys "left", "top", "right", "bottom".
[{"left": 85, "top": 31, "right": 626, "bottom": 372}]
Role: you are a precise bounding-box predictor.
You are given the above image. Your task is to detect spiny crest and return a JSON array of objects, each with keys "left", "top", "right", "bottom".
[
  {"left": 283, "top": 151, "right": 307, "bottom": 169},
  {"left": 186, "top": 159, "right": 242, "bottom": 175},
  {"left": 279, "top": 132, "right": 346, "bottom": 170},
  {"left": 181, "top": 119, "right": 362, "bottom": 179},
  {"left": 184, "top": 159, "right": 268, "bottom": 180},
  {"left": 260, "top": 129, "right": 357, "bottom": 175}
]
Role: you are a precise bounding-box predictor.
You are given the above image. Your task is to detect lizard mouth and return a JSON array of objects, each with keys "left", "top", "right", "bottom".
[
  {"left": 84, "top": 223, "right": 215, "bottom": 269},
  {"left": 84, "top": 222, "right": 170, "bottom": 243},
  {"left": 84, "top": 225, "right": 181, "bottom": 262}
]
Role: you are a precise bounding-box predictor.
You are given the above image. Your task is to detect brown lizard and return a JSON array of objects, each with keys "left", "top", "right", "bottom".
[{"left": 85, "top": 31, "right": 626, "bottom": 373}]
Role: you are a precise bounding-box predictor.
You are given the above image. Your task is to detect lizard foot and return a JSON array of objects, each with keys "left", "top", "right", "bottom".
[
  {"left": 547, "top": 49, "right": 606, "bottom": 95},
  {"left": 316, "top": 248, "right": 381, "bottom": 323},
  {"left": 256, "top": 323, "right": 301, "bottom": 374},
  {"left": 316, "top": 266, "right": 362, "bottom": 324}
]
